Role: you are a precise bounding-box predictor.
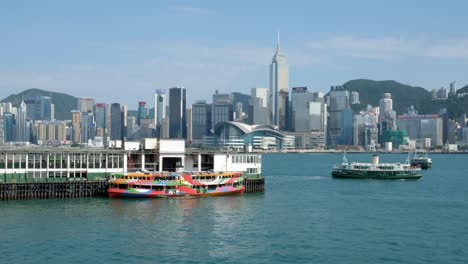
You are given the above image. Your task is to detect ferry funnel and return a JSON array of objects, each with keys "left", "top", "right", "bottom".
[{"left": 372, "top": 155, "right": 379, "bottom": 165}]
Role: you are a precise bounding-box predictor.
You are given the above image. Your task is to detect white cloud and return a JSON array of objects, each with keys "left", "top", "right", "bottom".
[
  {"left": 307, "top": 36, "right": 468, "bottom": 60},
  {"left": 3, "top": 36, "right": 468, "bottom": 106}
]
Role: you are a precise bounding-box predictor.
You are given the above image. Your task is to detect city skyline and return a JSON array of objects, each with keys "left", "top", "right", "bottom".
[{"left": 1, "top": 0, "right": 468, "bottom": 106}]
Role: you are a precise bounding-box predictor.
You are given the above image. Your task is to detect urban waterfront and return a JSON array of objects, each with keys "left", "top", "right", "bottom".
[{"left": 1, "top": 153, "right": 467, "bottom": 264}]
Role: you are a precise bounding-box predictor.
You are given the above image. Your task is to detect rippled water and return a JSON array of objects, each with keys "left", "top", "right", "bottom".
[{"left": 1, "top": 153, "right": 467, "bottom": 264}]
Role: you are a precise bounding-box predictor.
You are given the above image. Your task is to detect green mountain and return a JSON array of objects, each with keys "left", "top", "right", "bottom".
[
  {"left": 343, "top": 79, "right": 468, "bottom": 118},
  {"left": 457, "top": 85, "right": 468, "bottom": 94},
  {"left": 343, "top": 79, "right": 431, "bottom": 115},
  {"left": 1, "top": 88, "right": 78, "bottom": 120}
]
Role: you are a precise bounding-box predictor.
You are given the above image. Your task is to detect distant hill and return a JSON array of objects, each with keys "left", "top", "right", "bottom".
[
  {"left": 343, "top": 79, "right": 468, "bottom": 118},
  {"left": 343, "top": 79, "right": 431, "bottom": 115},
  {"left": 457, "top": 85, "right": 468, "bottom": 94},
  {"left": 1, "top": 88, "right": 77, "bottom": 120}
]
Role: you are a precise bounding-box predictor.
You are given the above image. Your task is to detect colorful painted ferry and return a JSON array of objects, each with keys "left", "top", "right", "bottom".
[
  {"left": 108, "top": 172, "right": 245, "bottom": 198},
  {"left": 332, "top": 154, "right": 422, "bottom": 180}
]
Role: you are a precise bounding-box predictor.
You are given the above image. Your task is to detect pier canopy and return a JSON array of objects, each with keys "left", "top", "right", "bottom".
[{"left": 213, "top": 121, "right": 286, "bottom": 150}]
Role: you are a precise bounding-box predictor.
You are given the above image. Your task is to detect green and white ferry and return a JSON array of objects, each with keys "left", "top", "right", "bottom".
[
  {"left": 332, "top": 154, "right": 422, "bottom": 180},
  {"left": 410, "top": 152, "right": 432, "bottom": 170}
]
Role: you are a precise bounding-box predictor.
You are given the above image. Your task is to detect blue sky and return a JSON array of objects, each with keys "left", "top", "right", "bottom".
[{"left": 1, "top": 0, "right": 468, "bottom": 107}]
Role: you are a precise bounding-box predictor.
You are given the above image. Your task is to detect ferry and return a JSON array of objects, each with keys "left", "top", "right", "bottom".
[
  {"left": 332, "top": 154, "right": 422, "bottom": 180},
  {"left": 410, "top": 152, "right": 432, "bottom": 170},
  {"left": 107, "top": 172, "right": 245, "bottom": 198}
]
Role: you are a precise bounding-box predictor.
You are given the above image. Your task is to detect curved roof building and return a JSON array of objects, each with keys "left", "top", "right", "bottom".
[{"left": 214, "top": 121, "right": 288, "bottom": 150}]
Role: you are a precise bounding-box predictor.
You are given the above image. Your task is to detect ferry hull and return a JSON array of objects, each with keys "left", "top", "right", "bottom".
[
  {"left": 410, "top": 162, "right": 432, "bottom": 170},
  {"left": 108, "top": 187, "right": 244, "bottom": 198},
  {"left": 332, "top": 170, "right": 422, "bottom": 180}
]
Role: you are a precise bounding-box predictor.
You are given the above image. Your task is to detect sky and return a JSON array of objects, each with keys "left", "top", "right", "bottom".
[{"left": 1, "top": 0, "right": 468, "bottom": 108}]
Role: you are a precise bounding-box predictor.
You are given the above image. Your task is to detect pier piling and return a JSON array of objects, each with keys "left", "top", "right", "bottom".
[{"left": 0, "top": 181, "right": 109, "bottom": 201}]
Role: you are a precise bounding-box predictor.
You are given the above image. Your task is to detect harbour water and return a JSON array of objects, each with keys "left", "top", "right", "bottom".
[{"left": 1, "top": 153, "right": 467, "bottom": 264}]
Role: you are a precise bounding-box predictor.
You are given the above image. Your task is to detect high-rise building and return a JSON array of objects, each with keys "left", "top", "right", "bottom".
[
  {"left": 77, "top": 98, "right": 95, "bottom": 113},
  {"left": 55, "top": 121, "right": 67, "bottom": 142},
  {"left": 30, "top": 121, "right": 67, "bottom": 144},
  {"left": 41, "top": 96, "right": 53, "bottom": 121},
  {"left": 231, "top": 92, "right": 250, "bottom": 124},
  {"left": 397, "top": 112, "right": 443, "bottom": 147},
  {"left": 270, "top": 33, "right": 289, "bottom": 130},
  {"left": 350, "top": 91, "right": 360, "bottom": 105},
  {"left": 450, "top": 81, "right": 457, "bottom": 96},
  {"left": 137, "top": 101, "right": 148, "bottom": 126},
  {"left": 168, "top": 87, "right": 187, "bottom": 139},
  {"left": 186, "top": 108, "right": 192, "bottom": 142},
  {"left": 71, "top": 110, "right": 81, "bottom": 144},
  {"left": 353, "top": 105, "right": 379, "bottom": 148},
  {"left": 379, "top": 93, "right": 397, "bottom": 136},
  {"left": 110, "top": 103, "right": 122, "bottom": 140},
  {"left": 121, "top": 105, "right": 128, "bottom": 141},
  {"left": 81, "top": 112, "right": 95, "bottom": 143},
  {"left": 328, "top": 86, "right": 350, "bottom": 146},
  {"left": 291, "top": 87, "right": 312, "bottom": 132},
  {"left": 0, "top": 118, "right": 4, "bottom": 145},
  {"left": 16, "top": 101, "right": 29, "bottom": 142},
  {"left": 3, "top": 113, "right": 15, "bottom": 142},
  {"left": 154, "top": 89, "right": 168, "bottom": 137},
  {"left": 126, "top": 116, "right": 136, "bottom": 140},
  {"left": 192, "top": 101, "right": 212, "bottom": 145},
  {"left": 95, "top": 103, "right": 107, "bottom": 134},
  {"left": 436, "top": 87, "right": 448, "bottom": 100},
  {"left": 212, "top": 91, "right": 233, "bottom": 130},
  {"left": 250, "top": 87, "right": 270, "bottom": 125},
  {"left": 25, "top": 96, "right": 54, "bottom": 121}
]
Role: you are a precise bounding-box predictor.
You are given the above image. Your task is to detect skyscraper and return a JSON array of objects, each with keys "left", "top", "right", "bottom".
[
  {"left": 270, "top": 33, "right": 289, "bottom": 130},
  {"left": 328, "top": 86, "right": 350, "bottom": 146},
  {"left": 231, "top": 92, "right": 250, "bottom": 123},
  {"left": 0, "top": 118, "right": 4, "bottom": 145},
  {"left": 192, "top": 101, "right": 212, "bottom": 144},
  {"left": 40, "top": 96, "right": 53, "bottom": 121},
  {"left": 137, "top": 101, "right": 148, "bottom": 126},
  {"left": 16, "top": 101, "right": 29, "bottom": 142},
  {"left": 121, "top": 105, "right": 128, "bottom": 141},
  {"left": 291, "top": 87, "right": 312, "bottom": 132},
  {"left": 154, "top": 89, "right": 168, "bottom": 137},
  {"left": 379, "top": 93, "right": 397, "bottom": 136},
  {"left": 250, "top": 87, "right": 270, "bottom": 125},
  {"left": 212, "top": 91, "right": 233, "bottom": 130},
  {"left": 450, "top": 81, "right": 456, "bottom": 95},
  {"left": 3, "top": 113, "right": 15, "bottom": 142},
  {"left": 71, "top": 110, "right": 81, "bottom": 144},
  {"left": 169, "top": 87, "right": 187, "bottom": 139},
  {"left": 110, "top": 103, "right": 122, "bottom": 140},
  {"left": 77, "top": 98, "right": 95, "bottom": 113},
  {"left": 81, "top": 112, "right": 95, "bottom": 143},
  {"left": 126, "top": 116, "right": 136, "bottom": 140},
  {"left": 95, "top": 103, "right": 107, "bottom": 136}
]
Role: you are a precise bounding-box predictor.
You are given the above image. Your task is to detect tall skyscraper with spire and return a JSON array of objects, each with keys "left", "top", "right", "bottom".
[{"left": 270, "top": 32, "right": 289, "bottom": 130}]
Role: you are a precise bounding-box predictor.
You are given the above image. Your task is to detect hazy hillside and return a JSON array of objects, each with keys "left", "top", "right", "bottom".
[
  {"left": 1, "top": 88, "right": 78, "bottom": 120},
  {"left": 457, "top": 85, "right": 468, "bottom": 94},
  {"left": 343, "top": 79, "right": 467, "bottom": 118},
  {"left": 343, "top": 79, "right": 432, "bottom": 115}
]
